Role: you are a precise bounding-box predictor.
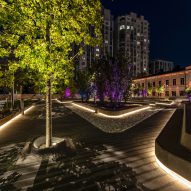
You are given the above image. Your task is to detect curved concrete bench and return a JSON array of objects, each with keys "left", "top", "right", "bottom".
[{"left": 155, "top": 109, "right": 191, "bottom": 181}]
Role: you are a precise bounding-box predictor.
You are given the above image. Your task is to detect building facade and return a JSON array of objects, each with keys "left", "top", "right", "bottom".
[
  {"left": 149, "top": 59, "right": 174, "bottom": 75},
  {"left": 78, "top": 8, "right": 114, "bottom": 70},
  {"left": 133, "top": 65, "right": 191, "bottom": 98},
  {"left": 103, "top": 9, "right": 114, "bottom": 57},
  {"left": 115, "top": 12, "right": 150, "bottom": 77}
]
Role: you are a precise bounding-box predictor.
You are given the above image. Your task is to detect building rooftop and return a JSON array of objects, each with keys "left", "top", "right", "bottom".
[{"left": 134, "top": 65, "right": 191, "bottom": 80}]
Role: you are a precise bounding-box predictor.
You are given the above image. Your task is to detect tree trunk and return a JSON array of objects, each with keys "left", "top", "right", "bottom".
[
  {"left": 10, "top": 80, "right": 14, "bottom": 111},
  {"left": 20, "top": 86, "right": 24, "bottom": 115},
  {"left": 46, "top": 79, "right": 52, "bottom": 148}
]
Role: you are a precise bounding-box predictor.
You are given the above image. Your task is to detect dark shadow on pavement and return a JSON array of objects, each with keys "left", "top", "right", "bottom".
[{"left": 28, "top": 141, "right": 150, "bottom": 191}]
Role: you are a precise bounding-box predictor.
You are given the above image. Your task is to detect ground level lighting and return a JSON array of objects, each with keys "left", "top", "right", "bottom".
[
  {"left": 71, "top": 102, "right": 151, "bottom": 118},
  {"left": 155, "top": 156, "right": 191, "bottom": 189},
  {"left": 0, "top": 105, "right": 34, "bottom": 131}
]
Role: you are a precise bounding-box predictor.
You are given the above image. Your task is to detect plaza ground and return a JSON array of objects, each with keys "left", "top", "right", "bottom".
[{"left": 0, "top": 102, "right": 190, "bottom": 190}]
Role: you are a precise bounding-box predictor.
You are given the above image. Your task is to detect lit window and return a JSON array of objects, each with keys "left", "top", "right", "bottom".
[
  {"left": 172, "top": 91, "right": 176, "bottom": 97},
  {"left": 173, "top": 79, "right": 176, "bottom": 86},
  {"left": 96, "top": 48, "right": 99, "bottom": 52},
  {"left": 105, "top": 40, "right": 108, "bottom": 44},
  {"left": 96, "top": 54, "right": 99, "bottom": 57},
  {"left": 144, "top": 39, "right": 147, "bottom": 42},
  {"left": 131, "top": 26, "right": 134, "bottom": 30},
  {"left": 119, "top": 25, "right": 125, "bottom": 30},
  {"left": 127, "top": 25, "right": 130, "bottom": 30},
  {"left": 180, "top": 78, "right": 184, "bottom": 85},
  {"left": 165, "top": 91, "right": 169, "bottom": 96},
  {"left": 137, "top": 41, "right": 140, "bottom": 45},
  {"left": 144, "top": 68, "right": 147, "bottom": 71},
  {"left": 137, "top": 33, "right": 140, "bottom": 36}
]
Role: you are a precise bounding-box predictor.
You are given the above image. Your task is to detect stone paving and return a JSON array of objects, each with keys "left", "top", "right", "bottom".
[
  {"left": 68, "top": 103, "right": 161, "bottom": 133},
  {"left": 0, "top": 102, "right": 190, "bottom": 191}
]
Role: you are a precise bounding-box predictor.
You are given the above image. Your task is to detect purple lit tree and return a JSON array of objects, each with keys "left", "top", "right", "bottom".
[
  {"left": 92, "top": 55, "right": 132, "bottom": 108},
  {"left": 64, "top": 87, "right": 71, "bottom": 98}
]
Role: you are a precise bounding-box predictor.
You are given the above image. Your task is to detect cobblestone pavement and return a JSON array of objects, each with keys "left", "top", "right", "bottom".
[
  {"left": 0, "top": 103, "right": 190, "bottom": 190},
  {"left": 68, "top": 103, "right": 161, "bottom": 133}
]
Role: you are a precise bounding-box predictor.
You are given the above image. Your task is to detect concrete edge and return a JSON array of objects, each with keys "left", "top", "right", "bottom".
[
  {"left": 0, "top": 104, "right": 35, "bottom": 127},
  {"left": 33, "top": 136, "right": 65, "bottom": 149},
  {"left": 72, "top": 102, "right": 149, "bottom": 116},
  {"left": 181, "top": 127, "right": 191, "bottom": 150},
  {"left": 180, "top": 104, "right": 191, "bottom": 150},
  {"left": 0, "top": 113, "right": 17, "bottom": 126},
  {"left": 155, "top": 139, "right": 191, "bottom": 181}
]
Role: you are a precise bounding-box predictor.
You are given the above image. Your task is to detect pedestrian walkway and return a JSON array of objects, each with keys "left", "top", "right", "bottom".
[{"left": 0, "top": 103, "right": 190, "bottom": 190}]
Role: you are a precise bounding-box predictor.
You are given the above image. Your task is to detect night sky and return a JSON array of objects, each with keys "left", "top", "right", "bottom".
[{"left": 102, "top": 0, "right": 191, "bottom": 67}]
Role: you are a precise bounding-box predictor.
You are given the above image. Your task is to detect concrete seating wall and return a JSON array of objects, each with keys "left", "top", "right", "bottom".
[
  {"left": 180, "top": 103, "right": 191, "bottom": 150},
  {"left": 155, "top": 106, "right": 191, "bottom": 182}
]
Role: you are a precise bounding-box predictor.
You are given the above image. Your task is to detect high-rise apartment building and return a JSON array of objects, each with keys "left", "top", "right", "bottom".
[
  {"left": 78, "top": 8, "right": 114, "bottom": 70},
  {"left": 103, "top": 9, "right": 114, "bottom": 57},
  {"left": 149, "top": 59, "right": 174, "bottom": 75},
  {"left": 115, "top": 12, "right": 150, "bottom": 77},
  {"left": 78, "top": 46, "right": 95, "bottom": 70}
]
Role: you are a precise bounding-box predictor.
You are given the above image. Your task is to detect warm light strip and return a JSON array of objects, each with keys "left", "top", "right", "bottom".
[
  {"left": 72, "top": 102, "right": 151, "bottom": 118},
  {"left": 0, "top": 105, "right": 34, "bottom": 131},
  {"left": 155, "top": 101, "right": 174, "bottom": 106},
  {"left": 97, "top": 106, "right": 151, "bottom": 118},
  {"left": 55, "top": 99, "right": 73, "bottom": 104},
  {"left": 155, "top": 156, "right": 191, "bottom": 189},
  {"left": 72, "top": 102, "right": 95, "bottom": 113}
]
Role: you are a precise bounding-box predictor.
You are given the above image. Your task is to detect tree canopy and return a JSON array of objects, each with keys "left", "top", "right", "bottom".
[
  {"left": 0, "top": 0, "right": 102, "bottom": 86},
  {"left": 92, "top": 55, "right": 132, "bottom": 105},
  {"left": 0, "top": 0, "right": 102, "bottom": 147}
]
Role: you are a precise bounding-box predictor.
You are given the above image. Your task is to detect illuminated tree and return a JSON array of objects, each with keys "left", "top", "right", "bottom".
[
  {"left": 92, "top": 55, "right": 132, "bottom": 107},
  {"left": 156, "top": 85, "right": 164, "bottom": 98},
  {"left": 0, "top": 64, "right": 15, "bottom": 109},
  {"left": 0, "top": 0, "right": 102, "bottom": 147},
  {"left": 185, "top": 87, "right": 191, "bottom": 101},
  {"left": 76, "top": 70, "right": 92, "bottom": 102},
  {"left": 147, "top": 83, "right": 153, "bottom": 96}
]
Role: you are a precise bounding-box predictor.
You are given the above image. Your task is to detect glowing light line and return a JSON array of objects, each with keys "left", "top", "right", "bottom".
[
  {"left": 155, "top": 156, "right": 191, "bottom": 189},
  {"left": 72, "top": 103, "right": 95, "bottom": 113},
  {"left": 0, "top": 105, "right": 34, "bottom": 131},
  {"left": 54, "top": 99, "right": 73, "bottom": 104},
  {"left": 72, "top": 102, "right": 151, "bottom": 118},
  {"left": 97, "top": 106, "right": 151, "bottom": 118},
  {"left": 155, "top": 101, "right": 175, "bottom": 106},
  {"left": 149, "top": 103, "right": 156, "bottom": 106}
]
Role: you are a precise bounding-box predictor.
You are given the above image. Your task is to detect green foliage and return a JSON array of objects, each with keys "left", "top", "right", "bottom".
[
  {"left": 185, "top": 87, "right": 191, "bottom": 96},
  {"left": 131, "top": 84, "right": 142, "bottom": 97},
  {"left": 0, "top": 0, "right": 102, "bottom": 90},
  {"left": 0, "top": 69, "right": 14, "bottom": 89},
  {"left": 147, "top": 83, "right": 153, "bottom": 96},
  {"left": 92, "top": 55, "right": 132, "bottom": 103},
  {"left": 76, "top": 70, "right": 92, "bottom": 93},
  {"left": 156, "top": 85, "right": 164, "bottom": 96},
  {"left": 0, "top": 64, "right": 39, "bottom": 93}
]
